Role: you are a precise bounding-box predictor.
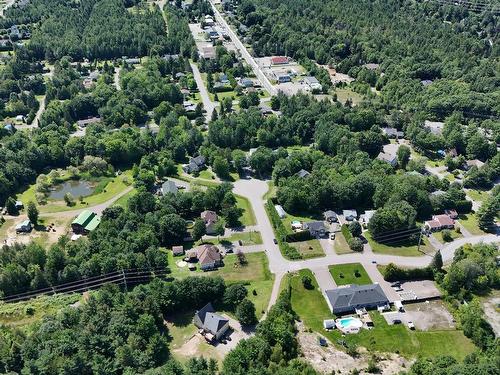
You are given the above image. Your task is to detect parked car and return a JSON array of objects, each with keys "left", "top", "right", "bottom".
[
  {"left": 392, "top": 319, "right": 402, "bottom": 324},
  {"left": 238, "top": 240, "right": 243, "bottom": 246},
  {"left": 407, "top": 321, "right": 415, "bottom": 330},
  {"left": 329, "top": 233, "right": 335, "bottom": 240},
  {"left": 273, "top": 238, "right": 278, "bottom": 244}
]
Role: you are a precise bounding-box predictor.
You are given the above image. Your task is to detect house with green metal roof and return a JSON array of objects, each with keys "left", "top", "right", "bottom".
[{"left": 72, "top": 210, "right": 101, "bottom": 234}]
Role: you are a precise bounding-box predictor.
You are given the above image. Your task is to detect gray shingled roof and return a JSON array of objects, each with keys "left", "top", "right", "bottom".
[
  {"left": 203, "top": 312, "right": 229, "bottom": 335},
  {"left": 195, "top": 302, "right": 215, "bottom": 323},
  {"left": 304, "top": 221, "right": 326, "bottom": 232},
  {"left": 325, "top": 284, "right": 388, "bottom": 311}
]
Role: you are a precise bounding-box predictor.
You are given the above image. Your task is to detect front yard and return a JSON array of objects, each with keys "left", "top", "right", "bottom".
[
  {"left": 329, "top": 263, "right": 372, "bottom": 286},
  {"left": 291, "top": 239, "right": 325, "bottom": 259},
  {"left": 458, "top": 214, "right": 486, "bottom": 235},
  {"left": 365, "top": 232, "right": 435, "bottom": 257}
]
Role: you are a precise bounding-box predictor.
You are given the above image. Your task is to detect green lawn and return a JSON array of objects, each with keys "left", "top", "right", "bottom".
[
  {"left": 113, "top": 188, "right": 137, "bottom": 208},
  {"left": 433, "top": 229, "right": 463, "bottom": 244},
  {"left": 236, "top": 195, "right": 256, "bottom": 226},
  {"left": 282, "top": 212, "right": 322, "bottom": 235},
  {"left": 199, "top": 169, "right": 216, "bottom": 180},
  {"left": 335, "top": 88, "right": 364, "bottom": 106},
  {"left": 365, "top": 232, "right": 435, "bottom": 257},
  {"left": 458, "top": 214, "right": 485, "bottom": 235},
  {"left": 285, "top": 271, "right": 476, "bottom": 360},
  {"left": 263, "top": 181, "right": 276, "bottom": 201},
  {"left": 168, "top": 251, "right": 273, "bottom": 318},
  {"left": 467, "top": 189, "right": 490, "bottom": 203},
  {"left": 291, "top": 239, "right": 324, "bottom": 259},
  {"left": 329, "top": 263, "right": 372, "bottom": 285},
  {"left": 198, "top": 231, "right": 263, "bottom": 247},
  {"left": 334, "top": 232, "right": 353, "bottom": 254},
  {"left": 18, "top": 170, "right": 133, "bottom": 214}
]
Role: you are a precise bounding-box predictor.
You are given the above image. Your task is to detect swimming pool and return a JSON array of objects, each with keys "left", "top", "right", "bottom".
[{"left": 336, "top": 317, "right": 363, "bottom": 333}]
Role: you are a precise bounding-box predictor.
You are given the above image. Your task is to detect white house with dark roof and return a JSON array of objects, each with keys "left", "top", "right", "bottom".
[
  {"left": 324, "top": 284, "right": 389, "bottom": 314},
  {"left": 193, "top": 303, "right": 229, "bottom": 341}
]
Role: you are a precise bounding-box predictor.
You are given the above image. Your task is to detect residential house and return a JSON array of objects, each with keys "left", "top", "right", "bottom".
[
  {"left": 444, "top": 209, "right": 458, "bottom": 220},
  {"left": 362, "top": 63, "right": 380, "bottom": 70},
  {"left": 239, "top": 78, "right": 253, "bottom": 88},
  {"left": 271, "top": 56, "right": 289, "bottom": 65},
  {"left": 424, "top": 214, "right": 455, "bottom": 232},
  {"left": 381, "top": 127, "right": 404, "bottom": 139},
  {"left": 424, "top": 120, "right": 444, "bottom": 135},
  {"left": 360, "top": 210, "right": 376, "bottom": 227},
  {"left": 204, "top": 15, "right": 215, "bottom": 26},
  {"left": 465, "top": 159, "right": 485, "bottom": 170},
  {"left": 304, "top": 76, "right": 322, "bottom": 91},
  {"left": 124, "top": 58, "right": 141, "bottom": 65},
  {"left": 76, "top": 117, "right": 101, "bottom": 128},
  {"left": 323, "top": 210, "right": 338, "bottom": 223},
  {"left": 303, "top": 221, "right": 327, "bottom": 238},
  {"left": 377, "top": 151, "right": 398, "bottom": 167},
  {"left": 183, "top": 155, "right": 206, "bottom": 174},
  {"left": 72, "top": 210, "right": 101, "bottom": 234},
  {"left": 201, "top": 210, "right": 218, "bottom": 234},
  {"left": 343, "top": 209, "right": 358, "bottom": 221},
  {"left": 296, "top": 169, "right": 310, "bottom": 178},
  {"left": 274, "top": 205, "right": 286, "bottom": 219},
  {"left": 187, "top": 244, "right": 222, "bottom": 270},
  {"left": 324, "top": 284, "right": 389, "bottom": 314},
  {"left": 193, "top": 303, "right": 229, "bottom": 341},
  {"left": 172, "top": 245, "right": 184, "bottom": 256},
  {"left": 4, "top": 123, "right": 15, "bottom": 133},
  {"left": 276, "top": 73, "right": 291, "bottom": 83},
  {"left": 200, "top": 46, "right": 216, "bottom": 60},
  {"left": 421, "top": 79, "right": 433, "bottom": 86},
  {"left": 161, "top": 180, "right": 178, "bottom": 195},
  {"left": 15, "top": 220, "right": 32, "bottom": 233}
]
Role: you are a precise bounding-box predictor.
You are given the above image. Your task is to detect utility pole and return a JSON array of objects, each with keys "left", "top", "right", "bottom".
[
  {"left": 417, "top": 228, "right": 424, "bottom": 254},
  {"left": 122, "top": 269, "right": 128, "bottom": 292}
]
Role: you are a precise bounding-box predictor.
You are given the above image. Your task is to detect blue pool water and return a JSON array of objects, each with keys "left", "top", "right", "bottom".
[{"left": 338, "top": 317, "right": 360, "bottom": 329}]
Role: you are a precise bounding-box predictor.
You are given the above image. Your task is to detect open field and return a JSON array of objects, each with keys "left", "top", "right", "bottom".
[
  {"left": 168, "top": 251, "right": 273, "bottom": 318},
  {"left": 235, "top": 195, "right": 256, "bottom": 226},
  {"left": 0, "top": 294, "right": 81, "bottom": 330},
  {"left": 433, "top": 229, "right": 463, "bottom": 244},
  {"left": 466, "top": 189, "right": 490, "bottom": 203},
  {"left": 334, "top": 232, "right": 353, "bottom": 254},
  {"left": 284, "top": 270, "right": 476, "bottom": 360},
  {"left": 365, "top": 232, "right": 435, "bottom": 257},
  {"left": 329, "top": 263, "right": 372, "bottom": 285}
]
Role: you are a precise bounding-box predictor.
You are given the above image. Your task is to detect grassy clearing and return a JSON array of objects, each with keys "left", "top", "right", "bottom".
[
  {"left": 199, "top": 169, "right": 216, "bottom": 180},
  {"left": 168, "top": 251, "right": 273, "bottom": 319},
  {"left": 18, "top": 170, "right": 133, "bottom": 214},
  {"left": 334, "top": 232, "right": 353, "bottom": 254},
  {"left": 113, "top": 187, "right": 137, "bottom": 208},
  {"left": 458, "top": 214, "right": 485, "bottom": 235},
  {"left": 198, "top": 231, "right": 263, "bottom": 247},
  {"left": 433, "top": 229, "right": 463, "bottom": 244},
  {"left": 166, "top": 310, "right": 198, "bottom": 350},
  {"left": 286, "top": 271, "right": 475, "bottom": 360},
  {"left": 335, "top": 88, "right": 363, "bottom": 106},
  {"left": 0, "top": 294, "right": 81, "bottom": 330},
  {"left": 291, "top": 239, "right": 324, "bottom": 259},
  {"left": 236, "top": 195, "right": 256, "bottom": 226},
  {"left": 365, "top": 232, "right": 434, "bottom": 257},
  {"left": 467, "top": 189, "right": 490, "bottom": 203},
  {"left": 329, "top": 263, "right": 372, "bottom": 285}
]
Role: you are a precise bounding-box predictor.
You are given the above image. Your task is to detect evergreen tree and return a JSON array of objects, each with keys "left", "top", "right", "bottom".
[{"left": 27, "top": 201, "right": 38, "bottom": 225}]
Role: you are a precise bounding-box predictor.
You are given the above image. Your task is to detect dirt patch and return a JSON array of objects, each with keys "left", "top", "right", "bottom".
[
  {"left": 297, "top": 322, "right": 411, "bottom": 374},
  {"left": 482, "top": 291, "right": 500, "bottom": 337},
  {"left": 404, "top": 301, "right": 455, "bottom": 331}
]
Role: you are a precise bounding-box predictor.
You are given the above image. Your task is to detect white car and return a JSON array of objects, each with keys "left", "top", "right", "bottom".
[{"left": 407, "top": 321, "right": 415, "bottom": 330}]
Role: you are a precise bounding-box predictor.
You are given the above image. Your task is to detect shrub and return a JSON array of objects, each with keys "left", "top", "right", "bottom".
[
  {"left": 441, "top": 229, "right": 453, "bottom": 242},
  {"left": 382, "top": 263, "right": 434, "bottom": 282},
  {"left": 301, "top": 275, "right": 313, "bottom": 290},
  {"left": 341, "top": 224, "right": 352, "bottom": 241},
  {"left": 348, "top": 237, "right": 363, "bottom": 252}
]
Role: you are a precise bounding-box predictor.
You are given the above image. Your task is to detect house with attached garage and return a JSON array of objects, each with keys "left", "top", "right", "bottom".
[
  {"left": 183, "top": 155, "right": 206, "bottom": 174},
  {"left": 325, "top": 284, "right": 389, "bottom": 314},
  {"left": 161, "top": 180, "right": 178, "bottom": 195},
  {"left": 424, "top": 214, "right": 455, "bottom": 232},
  {"left": 186, "top": 244, "right": 223, "bottom": 271},
  {"left": 194, "top": 302, "right": 229, "bottom": 342},
  {"left": 303, "top": 221, "right": 327, "bottom": 238},
  {"left": 377, "top": 151, "right": 398, "bottom": 167},
  {"left": 201, "top": 210, "right": 218, "bottom": 234}
]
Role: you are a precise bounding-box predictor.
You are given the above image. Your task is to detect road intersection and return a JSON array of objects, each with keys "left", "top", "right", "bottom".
[{"left": 232, "top": 177, "right": 499, "bottom": 310}]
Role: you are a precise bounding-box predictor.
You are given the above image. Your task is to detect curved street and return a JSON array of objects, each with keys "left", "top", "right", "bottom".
[{"left": 233, "top": 177, "right": 499, "bottom": 310}]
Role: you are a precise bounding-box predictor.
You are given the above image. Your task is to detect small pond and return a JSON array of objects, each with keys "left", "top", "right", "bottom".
[{"left": 48, "top": 180, "right": 96, "bottom": 200}]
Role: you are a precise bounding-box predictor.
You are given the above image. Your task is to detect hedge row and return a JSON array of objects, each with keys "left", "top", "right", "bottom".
[
  {"left": 265, "top": 200, "right": 302, "bottom": 260},
  {"left": 382, "top": 263, "right": 434, "bottom": 282}
]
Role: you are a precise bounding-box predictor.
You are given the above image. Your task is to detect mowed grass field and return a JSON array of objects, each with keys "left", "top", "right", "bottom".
[
  {"left": 283, "top": 270, "right": 475, "bottom": 360},
  {"left": 329, "top": 263, "right": 372, "bottom": 285}
]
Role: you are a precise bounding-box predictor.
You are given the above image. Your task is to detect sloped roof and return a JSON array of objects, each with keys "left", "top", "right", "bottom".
[
  {"left": 197, "top": 244, "right": 221, "bottom": 266},
  {"left": 304, "top": 221, "right": 326, "bottom": 232},
  {"left": 84, "top": 215, "right": 101, "bottom": 231},
  {"left": 72, "top": 210, "right": 95, "bottom": 226},
  {"left": 296, "top": 169, "right": 310, "bottom": 178},
  {"left": 195, "top": 302, "right": 215, "bottom": 323},
  {"left": 325, "top": 284, "right": 388, "bottom": 311},
  {"left": 203, "top": 312, "right": 229, "bottom": 334}
]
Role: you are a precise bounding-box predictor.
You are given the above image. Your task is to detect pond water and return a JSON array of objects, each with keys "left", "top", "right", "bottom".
[{"left": 48, "top": 180, "right": 95, "bottom": 200}]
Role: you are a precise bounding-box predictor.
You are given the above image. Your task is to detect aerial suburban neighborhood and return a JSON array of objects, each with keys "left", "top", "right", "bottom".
[{"left": 0, "top": 0, "right": 498, "bottom": 374}]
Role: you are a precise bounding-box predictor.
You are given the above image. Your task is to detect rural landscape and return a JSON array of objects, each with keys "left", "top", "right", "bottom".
[{"left": 0, "top": 0, "right": 499, "bottom": 374}]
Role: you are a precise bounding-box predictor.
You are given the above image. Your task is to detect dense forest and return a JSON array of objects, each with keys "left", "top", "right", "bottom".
[
  {"left": 2, "top": 0, "right": 172, "bottom": 60},
  {"left": 235, "top": 0, "right": 499, "bottom": 119}
]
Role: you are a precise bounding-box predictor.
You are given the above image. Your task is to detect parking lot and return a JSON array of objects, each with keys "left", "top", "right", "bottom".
[
  {"left": 396, "top": 280, "right": 442, "bottom": 301},
  {"left": 255, "top": 57, "right": 309, "bottom": 95},
  {"left": 382, "top": 300, "right": 455, "bottom": 331}
]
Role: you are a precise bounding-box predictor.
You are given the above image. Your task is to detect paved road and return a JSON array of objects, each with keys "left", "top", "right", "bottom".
[
  {"left": 233, "top": 177, "right": 499, "bottom": 309},
  {"left": 113, "top": 67, "right": 121, "bottom": 91},
  {"left": 189, "top": 61, "right": 216, "bottom": 122},
  {"left": 208, "top": 0, "right": 277, "bottom": 96}
]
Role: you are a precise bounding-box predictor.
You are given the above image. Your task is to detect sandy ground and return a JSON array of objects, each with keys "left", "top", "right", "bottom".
[
  {"left": 482, "top": 291, "right": 500, "bottom": 337},
  {"left": 404, "top": 301, "right": 455, "bottom": 331},
  {"left": 296, "top": 322, "right": 411, "bottom": 374},
  {"left": 1, "top": 215, "right": 72, "bottom": 247}
]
